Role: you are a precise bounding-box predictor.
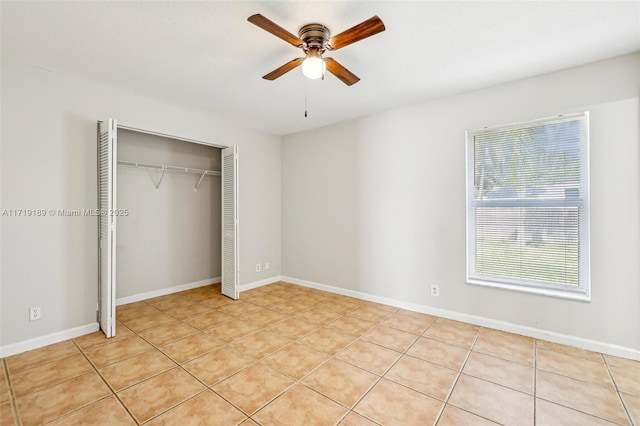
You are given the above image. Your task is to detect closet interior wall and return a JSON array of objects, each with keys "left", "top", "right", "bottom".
[{"left": 116, "top": 129, "right": 222, "bottom": 298}]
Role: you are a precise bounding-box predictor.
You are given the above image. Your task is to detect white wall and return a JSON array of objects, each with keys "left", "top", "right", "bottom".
[
  {"left": 0, "top": 62, "right": 281, "bottom": 348},
  {"left": 116, "top": 130, "right": 221, "bottom": 298},
  {"left": 2, "top": 52, "right": 638, "bottom": 355},
  {"left": 282, "top": 53, "right": 640, "bottom": 351}
]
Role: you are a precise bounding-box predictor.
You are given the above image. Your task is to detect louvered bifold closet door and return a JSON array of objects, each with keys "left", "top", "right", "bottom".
[
  {"left": 97, "top": 119, "right": 117, "bottom": 337},
  {"left": 221, "top": 146, "right": 239, "bottom": 299}
]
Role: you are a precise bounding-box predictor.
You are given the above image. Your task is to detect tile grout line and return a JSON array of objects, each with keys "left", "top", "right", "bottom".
[
  {"left": 535, "top": 378, "right": 632, "bottom": 423},
  {"left": 11, "top": 344, "right": 134, "bottom": 425},
  {"left": 7, "top": 352, "right": 112, "bottom": 425},
  {"left": 85, "top": 343, "right": 159, "bottom": 371},
  {"left": 138, "top": 389, "right": 214, "bottom": 425},
  {"left": 433, "top": 325, "right": 480, "bottom": 425},
  {"left": 133, "top": 294, "right": 279, "bottom": 423},
  {"left": 603, "top": 356, "right": 635, "bottom": 426},
  {"left": 71, "top": 338, "right": 140, "bottom": 425},
  {"left": 248, "top": 300, "right": 400, "bottom": 425},
  {"left": 447, "top": 326, "right": 534, "bottom": 424},
  {"left": 467, "top": 327, "right": 629, "bottom": 418},
  {"left": 91, "top": 306, "right": 223, "bottom": 419},
  {"left": 537, "top": 343, "right": 609, "bottom": 363},
  {"left": 324, "top": 355, "right": 380, "bottom": 422},
  {"left": 276, "top": 319, "right": 371, "bottom": 420},
  {"left": 533, "top": 338, "right": 538, "bottom": 425},
  {"left": 240, "top": 289, "right": 332, "bottom": 422},
  {"left": 343, "top": 317, "right": 435, "bottom": 425},
  {"left": 2, "top": 358, "right": 22, "bottom": 426},
  {"left": 527, "top": 337, "right": 631, "bottom": 425},
  {"left": 132, "top": 292, "right": 256, "bottom": 363},
  {"left": 296, "top": 318, "right": 370, "bottom": 424},
  {"left": 242, "top": 288, "right": 368, "bottom": 423},
  {"left": 535, "top": 351, "right": 633, "bottom": 391},
  {"left": 341, "top": 316, "right": 479, "bottom": 424},
  {"left": 310, "top": 340, "right": 386, "bottom": 424},
  {"left": 208, "top": 351, "right": 300, "bottom": 420},
  {"left": 6, "top": 285, "right": 273, "bottom": 425},
  {"left": 122, "top": 320, "right": 251, "bottom": 423},
  {"left": 127, "top": 289, "right": 327, "bottom": 423},
  {"left": 8, "top": 282, "right": 637, "bottom": 425},
  {"left": 535, "top": 345, "right": 626, "bottom": 391},
  {"left": 242, "top": 375, "right": 297, "bottom": 424},
  {"left": 384, "top": 321, "right": 440, "bottom": 423}
]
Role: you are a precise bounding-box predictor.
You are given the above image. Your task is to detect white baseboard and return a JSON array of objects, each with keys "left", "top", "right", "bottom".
[
  {"left": 239, "top": 275, "right": 283, "bottom": 293},
  {"left": 281, "top": 276, "right": 640, "bottom": 361},
  {"left": 117, "top": 275, "right": 281, "bottom": 305},
  {"left": 116, "top": 277, "right": 221, "bottom": 306},
  {"left": 2, "top": 276, "right": 224, "bottom": 358},
  {"left": 0, "top": 323, "right": 99, "bottom": 358},
  {"left": 7, "top": 276, "right": 635, "bottom": 361}
]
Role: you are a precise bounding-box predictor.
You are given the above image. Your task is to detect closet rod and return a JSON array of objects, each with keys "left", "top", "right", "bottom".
[{"left": 117, "top": 160, "right": 221, "bottom": 177}]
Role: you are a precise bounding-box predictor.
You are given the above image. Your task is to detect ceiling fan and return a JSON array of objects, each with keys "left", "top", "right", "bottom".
[{"left": 247, "top": 14, "right": 385, "bottom": 86}]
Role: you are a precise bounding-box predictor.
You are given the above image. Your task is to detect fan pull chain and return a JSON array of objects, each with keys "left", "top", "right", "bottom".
[{"left": 304, "top": 79, "right": 308, "bottom": 118}]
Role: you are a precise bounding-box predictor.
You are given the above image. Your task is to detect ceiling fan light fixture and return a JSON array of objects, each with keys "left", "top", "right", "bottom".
[
  {"left": 248, "top": 14, "right": 385, "bottom": 85},
  {"left": 301, "top": 49, "right": 326, "bottom": 80}
]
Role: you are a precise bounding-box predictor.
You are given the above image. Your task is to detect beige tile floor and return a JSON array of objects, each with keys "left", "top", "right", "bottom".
[{"left": 1, "top": 282, "right": 638, "bottom": 425}]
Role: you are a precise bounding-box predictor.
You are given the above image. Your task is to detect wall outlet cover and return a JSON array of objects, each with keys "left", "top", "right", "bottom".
[{"left": 29, "top": 307, "right": 42, "bottom": 321}]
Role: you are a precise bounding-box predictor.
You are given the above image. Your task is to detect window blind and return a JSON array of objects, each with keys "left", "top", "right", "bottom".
[{"left": 467, "top": 113, "right": 589, "bottom": 298}]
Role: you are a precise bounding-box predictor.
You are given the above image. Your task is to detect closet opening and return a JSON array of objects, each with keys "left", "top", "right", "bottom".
[{"left": 97, "top": 119, "right": 239, "bottom": 338}]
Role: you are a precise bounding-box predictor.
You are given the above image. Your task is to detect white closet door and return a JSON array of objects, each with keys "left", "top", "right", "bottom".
[
  {"left": 222, "top": 146, "right": 239, "bottom": 299},
  {"left": 98, "top": 119, "right": 117, "bottom": 337}
]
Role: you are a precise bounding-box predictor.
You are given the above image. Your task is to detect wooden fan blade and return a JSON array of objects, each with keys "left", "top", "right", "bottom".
[
  {"left": 325, "top": 58, "right": 360, "bottom": 86},
  {"left": 327, "top": 16, "right": 385, "bottom": 50},
  {"left": 248, "top": 14, "right": 302, "bottom": 48},
  {"left": 263, "top": 58, "right": 304, "bottom": 80}
]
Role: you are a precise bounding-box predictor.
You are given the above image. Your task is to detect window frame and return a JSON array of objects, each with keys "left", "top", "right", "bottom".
[{"left": 465, "top": 112, "right": 591, "bottom": 301}]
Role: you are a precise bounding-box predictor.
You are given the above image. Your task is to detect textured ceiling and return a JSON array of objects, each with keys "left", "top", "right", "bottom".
[{"left": 2, "top": 1, "right": 639, "bottom": 135}]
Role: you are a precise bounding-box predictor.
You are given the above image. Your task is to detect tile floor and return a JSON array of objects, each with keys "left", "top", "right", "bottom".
[{"left": 1, "top": 282, "right": 638, "bottom": 425}]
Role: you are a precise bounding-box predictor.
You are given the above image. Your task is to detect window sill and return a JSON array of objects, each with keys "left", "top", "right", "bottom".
[{"left": 466, "top": 279, "right": 591, "bottom": 302}]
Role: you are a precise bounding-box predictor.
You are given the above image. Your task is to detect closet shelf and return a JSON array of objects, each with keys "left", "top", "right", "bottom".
[{"left": 117, "top": 160, "right": 220, "bottom": 191}]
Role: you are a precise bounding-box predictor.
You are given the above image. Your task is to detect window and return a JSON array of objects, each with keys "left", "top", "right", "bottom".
[{"left": 466, "top": 113, "right": 590, "bottom": 300}]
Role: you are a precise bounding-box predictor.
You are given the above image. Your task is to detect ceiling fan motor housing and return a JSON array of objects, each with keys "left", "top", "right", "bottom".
[{"left": 299, "top": 24, "right": 330, "bottom": 53}]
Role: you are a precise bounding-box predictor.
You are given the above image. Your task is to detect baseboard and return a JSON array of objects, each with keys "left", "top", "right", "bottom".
[
  {"left": 0, "top": 323, "right": 99, "bottom": 358},
  {"left": 2, "top": 276, "right": 234, "bottom": 358},
  {"left": 117, "top": 275, "right": 281, "bottom": 305},
  {"left": 116, "top": 277, "right": 221, "bottom": 306},
  {"left": 281, "top": 276, "right": 640, "bottom": 361},
  {"left": 239, "top": 275, "right": 283, "bottom": 293},
  {"left": 7, "top": 276, "right": 634, "bottom": 361}
]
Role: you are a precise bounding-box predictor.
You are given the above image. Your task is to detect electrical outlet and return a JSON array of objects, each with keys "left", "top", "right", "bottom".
[
  {"left": 30, "top": 306, "right": 42, "bottom": 321},
  {"left": 256, "top": 263, "right": 261, "bottom": 273},
  {"left": 430, "top": 285, "right": 440, "bottom": 297},
  {"left": 265, "top": 262, "right": 270, "bottom": 270}
]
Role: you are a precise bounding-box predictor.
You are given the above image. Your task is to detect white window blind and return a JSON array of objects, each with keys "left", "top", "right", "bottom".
[{"left": 466, "top": 113, "right": 590, "bottom": 300}]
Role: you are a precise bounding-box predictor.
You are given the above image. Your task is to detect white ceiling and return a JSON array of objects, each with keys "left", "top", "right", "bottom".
[{"left": 2, "top": 1, "right": 639, "bottom": 135}]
